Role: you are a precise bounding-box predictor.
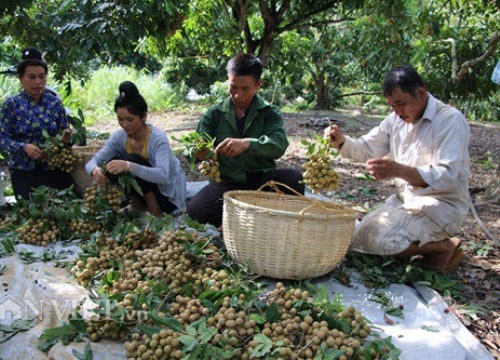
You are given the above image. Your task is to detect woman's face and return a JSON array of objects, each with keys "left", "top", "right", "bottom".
[
  {"left": 116, "top": 107, "right": 146, "bottom": 136},
  {"left": 19, "top": 65, "right": 47, "bottom": 101}
]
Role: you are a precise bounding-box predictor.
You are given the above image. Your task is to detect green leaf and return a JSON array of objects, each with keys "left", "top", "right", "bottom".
[
  {"left": 315, "top": 284, "right": 330, "bottom": 303},
  {"left": 1, "top": 238, "right": 16, "bottom": 254},
  {"left": 72, "top": 342, "right": 93, "bottom": 360},
  {"left": 185, "top": 324, "right": 197, "bottom": 336},
  {"left": 38, "top": 337, "right": 58, "bottom": 352},
  {"left": 385, "top": 306, "right": 404, "bottom": 319},
  {"left": 40, "top": 323, "right": 78, "bottom": 339},
  {"left": 136, "top": 324, "right": 164, "bottom": 337},
  {"left": 69, "top": 318, "right": 87, "bottom": 333},
  {"left": 149, "top": 313, "right": 183, "bottom": 332},
  {"left": 248, "top": 313, "right": 266, "bottom": 324},
  {"left": 0, "top": 318, "right": 36, "bottom": 345},
  {"left": 199, "top": 327, "right": 217, "bottom": 344},
  {"left": 421, "top": 325, "right": 440, "bottom": 332},
  {"left": 178, "top": 335, "right": 198, "bottom": 352},
  {"left": 265, "top": 303, "right": 280, "bottom": 323},
  {"left": 253, "top": 334, "right": 272, "bottom": 346},
  {"left": 251, "top": 342, "right": 272, "bottom": 358}
]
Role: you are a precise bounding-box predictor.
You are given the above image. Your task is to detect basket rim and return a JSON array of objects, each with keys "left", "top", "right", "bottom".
[{"left": 223, "top": 190, "right": 359, "bottom": 220}]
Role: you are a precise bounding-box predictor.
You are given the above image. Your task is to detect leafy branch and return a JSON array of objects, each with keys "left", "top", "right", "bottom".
[{"left": 172, "top": 132, "right": 216, "bottom": 170}]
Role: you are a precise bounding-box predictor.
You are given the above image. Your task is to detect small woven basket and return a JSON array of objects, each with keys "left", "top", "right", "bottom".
[
  {"left": 222, "top": 183, "right": 359, "bottom": 280},
  {"left": 71, "top": 143, "right": 103, "bottom": 195}
]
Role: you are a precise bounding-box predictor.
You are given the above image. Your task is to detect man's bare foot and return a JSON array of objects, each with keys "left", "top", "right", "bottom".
[{"left": 422, "top": 237, "right": 462, "bottom": 271}]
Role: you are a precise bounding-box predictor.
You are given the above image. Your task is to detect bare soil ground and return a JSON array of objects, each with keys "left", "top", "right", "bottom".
[{"left": 89, "top": 107, "right": 500, "bottom": 358}]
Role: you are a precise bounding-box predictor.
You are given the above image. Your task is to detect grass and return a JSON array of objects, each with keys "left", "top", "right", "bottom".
[{"left": 62, "top": 66, "right": 183, "bottom": 126}]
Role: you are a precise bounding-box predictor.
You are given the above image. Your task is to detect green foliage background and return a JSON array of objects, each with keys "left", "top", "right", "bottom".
[{"left": 0, "top": 0, "right": 499, "bottom": 122}]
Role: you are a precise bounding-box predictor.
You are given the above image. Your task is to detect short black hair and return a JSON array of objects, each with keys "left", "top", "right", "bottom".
[
  {"left": 114, "top": 81, "right": 148, "bottom": 117},
  {"left": 227, "top": 53, "right": 263, "bottom": 82},
  {"left": 382, "top": 65, "right": 426, "bottom": 97},
  {"left": 17, "top": 47, "right": 48, "bottom": 77}
]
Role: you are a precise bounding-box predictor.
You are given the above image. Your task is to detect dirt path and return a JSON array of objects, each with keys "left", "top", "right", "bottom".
[{"left": 89, "top": 108, "right": 500, "bottom": 357}]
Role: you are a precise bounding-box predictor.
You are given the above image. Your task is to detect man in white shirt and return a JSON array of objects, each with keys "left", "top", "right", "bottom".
[{"left": 325, "top": 65, "right": 470, "bottom": 273}]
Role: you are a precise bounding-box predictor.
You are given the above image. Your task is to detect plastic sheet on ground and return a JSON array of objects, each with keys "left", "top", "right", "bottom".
[
  {"left": 0, "top": 183, "right": 494, "bottom": 359},
  {"left": 0, "top": 243, "right": 493, "bottom": 359}
]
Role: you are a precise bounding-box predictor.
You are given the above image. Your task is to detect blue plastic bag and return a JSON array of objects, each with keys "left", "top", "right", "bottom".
[{"left": 492, "top": 60, "right": 500, "bottom": 85}]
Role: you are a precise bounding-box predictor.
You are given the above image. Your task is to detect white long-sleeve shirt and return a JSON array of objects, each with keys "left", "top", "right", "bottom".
[{"left": 340, "top": 94, "right": 470, "bottom": 234}]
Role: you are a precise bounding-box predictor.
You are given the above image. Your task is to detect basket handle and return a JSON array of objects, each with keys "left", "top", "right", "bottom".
[
  {"left": 256, "top": 180, "right": 305, "bottom": 197},
  {"left": 257, "top": 180, "right": 338, "bottom": 215}
]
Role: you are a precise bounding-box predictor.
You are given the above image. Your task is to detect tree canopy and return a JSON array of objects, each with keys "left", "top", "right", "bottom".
[{"left": 0, "top": 0, "right": 499, "bottom": 114}]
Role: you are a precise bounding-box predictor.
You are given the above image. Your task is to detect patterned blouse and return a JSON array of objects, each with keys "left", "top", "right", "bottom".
[{"left": 0, "top": 90, "right": 68, "bottom": 171}]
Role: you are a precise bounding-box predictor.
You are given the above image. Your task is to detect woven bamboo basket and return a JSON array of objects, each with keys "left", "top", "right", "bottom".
[
  {"left": 222, "top": 185, "right": 359, "bottom": 279},
  {"left": 71, "top": 143, "right": 103, "bottom": 195}
]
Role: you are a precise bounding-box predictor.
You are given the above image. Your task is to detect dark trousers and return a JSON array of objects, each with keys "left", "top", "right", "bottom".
[
  {"left": 186, "top": 168, "right": 304, "bottom": 227},
  {"left": 10, "top": 167, "right": 75, "bottom": 200},
  {"left": 106, "top": 154, "right": 177, "bottom": 214}
]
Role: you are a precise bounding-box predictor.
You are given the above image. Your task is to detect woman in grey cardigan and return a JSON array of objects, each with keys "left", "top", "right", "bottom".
[{"left": 85, "top": 81, "right": 186, "bottom": 217}]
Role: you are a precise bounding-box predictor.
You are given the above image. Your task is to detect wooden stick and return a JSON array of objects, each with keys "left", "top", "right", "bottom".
[{"left": 469, "top": 194, "right": 499, "bottom": 246}]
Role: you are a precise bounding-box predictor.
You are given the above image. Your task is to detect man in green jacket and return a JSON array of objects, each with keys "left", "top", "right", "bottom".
[{"left": 187, "top": 53, "right": 304, "bottom": 227}]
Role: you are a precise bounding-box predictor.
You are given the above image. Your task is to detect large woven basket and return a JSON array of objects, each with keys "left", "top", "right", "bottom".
[
  {"left": 71, "top": 143, "right": 103, "bottom": 195},
  {"left": 222, "top": 187, "right": 359, "bottom": 280}
]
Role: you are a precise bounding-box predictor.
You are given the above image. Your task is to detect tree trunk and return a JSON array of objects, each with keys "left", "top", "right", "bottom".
[{"left": 314, "top": 73, "right": 332, "bottom": 110}]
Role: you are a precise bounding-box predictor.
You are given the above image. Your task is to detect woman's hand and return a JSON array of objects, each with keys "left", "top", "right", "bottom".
[
  {"left": 105, "top": 159, "right": 131, "bottom": 175},
  {"left": 62, "top": 128, "right": 72, "bottom": 144},
  {"left": 24, "top": 144, "right": 45, "bottom": 160},
  {"left": 91, "top": 167, "right": 109, "bottom": 185}
]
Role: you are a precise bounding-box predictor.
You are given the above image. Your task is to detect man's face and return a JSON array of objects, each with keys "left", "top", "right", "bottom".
[
  {"left": 228, "top": 74, "right": 261, "bottom": 110},
  {"left": 385, "top": 86, "right": 428, "bottom": 123}
]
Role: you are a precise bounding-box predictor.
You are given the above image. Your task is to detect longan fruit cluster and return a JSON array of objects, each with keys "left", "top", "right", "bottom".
[
  {"left": 338, "top": 305, "right": 372, "bottom": 340},
  {"left": 169, "top": 295, "right": 210, "bottom": 325},
  {"left": 72, "top": 235, "right": 133, "bottom": 287},
  {"left": 71, "top": 254, "right": 114, "bottom": 288},
  {"left": 116, "top": 293, "right": 154, "bottom": 317},
  {"left": 198, "top": 153, "right": 221, "bottom": 182},
  {"left": 1, "top": 208, "right": 28, "bottom": 230},
  {"left": 69, "top": 219, "right": 102, "bottom": 236},
  {"left": 124, "top": 329, "right": 182, "bottom": 359},
  {"left": 86, "top": 318, "right": 124, "bottom": 342},
  {"left": 84, "top": 185, "right": 123, "bottom": 212},
  {"left": 121, "top": 229, "right": 158, "bottom": 249},
  {"left": 213, "top": 304, "right": 256, "bottom": 339},
  {"left": 245, "top": 282, "right": 371, "bottom": 360},
  {"left": 303, "top": 153, "right": 341, "bottom": 193},
  {"left": 0, "top": 215, "right": 16, "bottom": 229},
  {"left": 16, "top": 218, "right": 59, "bottom": 245},
  {"left": 45, "top": 143, "right": 83, "bottom": 173}
]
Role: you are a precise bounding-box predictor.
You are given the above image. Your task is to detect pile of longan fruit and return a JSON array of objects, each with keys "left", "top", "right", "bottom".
[
  {"left": 103, "top": 229, "right": 226, "bottom": 297},
  {"left": 71, "top": 224, "right": 379, "bottom": 359},
  {"left": 121, "top": 282, "right": 374, "bottom": 360},
  {"left": 71, "top": 231, "right": 151, "bottom": 288},
  {"left": 45, "top": 143, "right": 83, "bottom": 173},
  {"left": 16, "top": 218, "right": 59, "bottom": 245}
]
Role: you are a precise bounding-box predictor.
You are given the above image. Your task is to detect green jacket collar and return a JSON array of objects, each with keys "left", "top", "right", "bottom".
[{"left": 219, "top": 94, "right": 270, "bottom": 133}]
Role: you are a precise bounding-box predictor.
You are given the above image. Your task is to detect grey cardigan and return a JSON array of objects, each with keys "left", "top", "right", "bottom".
[{"left": 85, "top": 125, "right": 187, "bottom": 211}]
